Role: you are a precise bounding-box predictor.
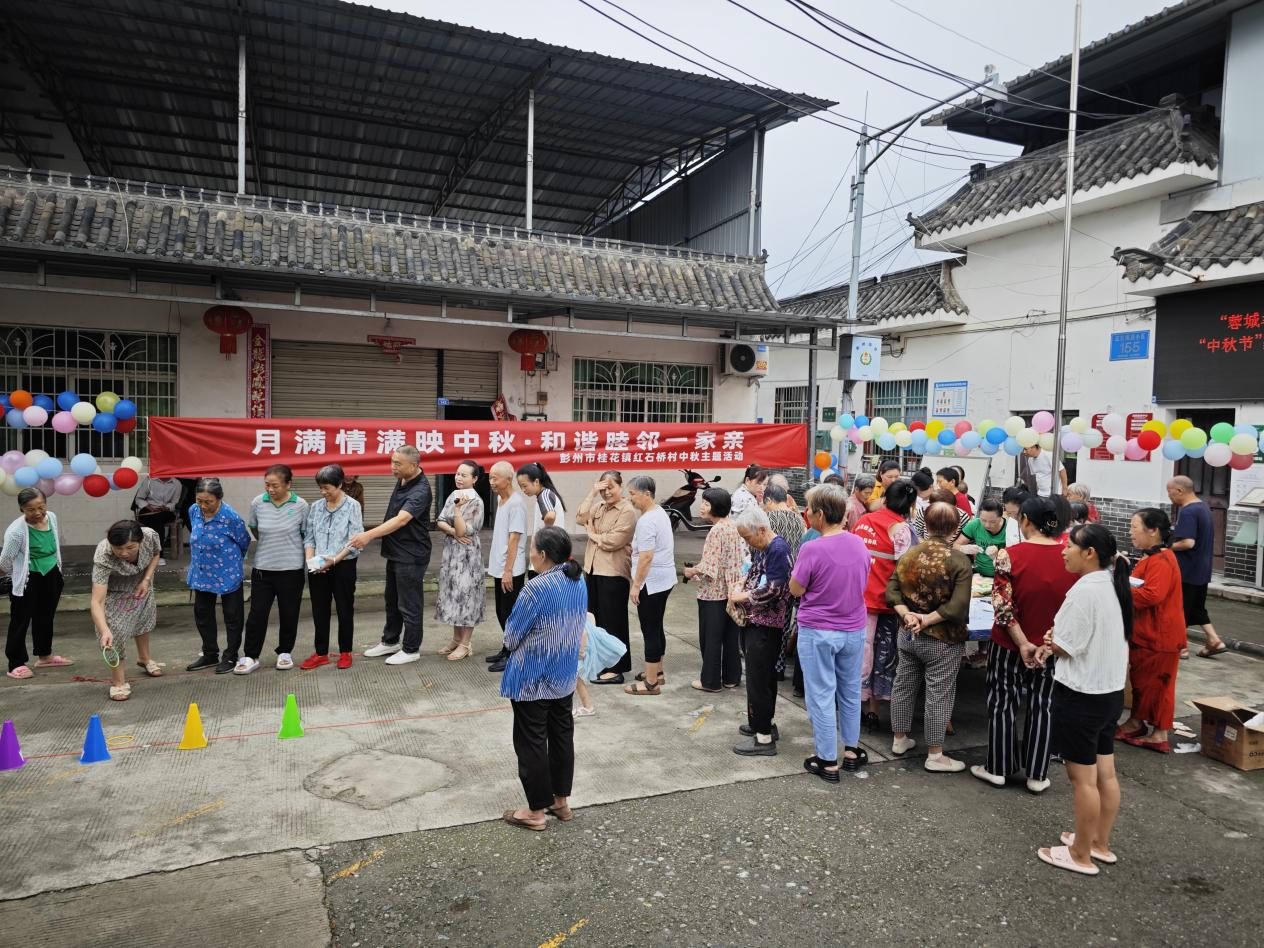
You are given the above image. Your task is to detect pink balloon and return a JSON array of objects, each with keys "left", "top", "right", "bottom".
[
  {"left": 1032, "top": 410, "right": 1055, "bottom": 434},
  {"left": 1124, "top": 438, "right": 1147, "bottom": 461},
  {"left": 37, "top": 477, "right": 56, "bottom": 495},
  {"left": 50, "top": 411, "right": 78, "bottom": 434},
  {"left": 0, "top": 450, "right": 24, "bottom": 474},
  {"left": 1229, "top": 451, "right": 1254, "bottom": 471},
  {"left": 53, "top": 473, "right": 82, "bottom": 496},
  {"left": 953, "top": 420, "right": 973, "bottom": 437},
  {"left": 1204, "top": 443, "right": 1232, "bottom": 468},
  {"left": 848, "top": 427, "right": 864, "bottom": 444},
  {"left": 21, "top": 406, "right": 47, "bottom": 427},
  {"left": 954, "top": 442, "right": 971, "bottom": 457}
]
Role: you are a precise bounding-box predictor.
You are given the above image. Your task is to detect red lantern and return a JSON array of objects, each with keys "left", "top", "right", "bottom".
[
  {"left": 203, "top": 305, "right": 253, "bottom": 357},
  {"left": 507, "top": 329, "right": 549, "bottom": 372}
]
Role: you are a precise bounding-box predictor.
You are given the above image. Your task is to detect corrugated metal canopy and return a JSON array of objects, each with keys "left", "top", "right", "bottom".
[{"left": 0, "top": 0, "right": 832, "bottom": 233}]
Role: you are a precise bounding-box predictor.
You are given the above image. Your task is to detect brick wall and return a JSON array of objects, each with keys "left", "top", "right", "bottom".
[{"left": 1224, "top": 507, "right": 1260, "bottom": 583}]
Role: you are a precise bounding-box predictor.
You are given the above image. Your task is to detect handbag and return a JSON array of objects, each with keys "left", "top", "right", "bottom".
[{"left": 726, "top": 597, "right": 748, "bottom": 627}]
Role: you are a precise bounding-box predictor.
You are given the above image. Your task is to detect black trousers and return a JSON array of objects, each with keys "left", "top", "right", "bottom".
[
  {"left": 587, "top": 573, "right": 631, "bottom": 675},
  {"left": 381, "top": 557, "right": 428, "bottom": 653},
  {"left": 744, "top": 623, "right": 782, "bottom": 735},
  {"left": 137, "top": 509, "right": 176, "bottom": 549},
  {"left": 243, "top": 568, "right": 305, "bottom": 659},
  {"left": 193, "top": 587, "right": 244, "bottom": 662},
  {"left": 6, "top": 567, "right": 64, "bottom": 671},
  {"left": 494, "top": 573, "right": 527, "bottom": 631},
  {"left": 636, "top": 586, "right": 671, "bottom": 663},
  {"left": 697, "top": 598, "right": 742, "bottom": 690},
  {"left": 511, "top": 695, "right": 576, "bottom": 810},
  {"left": 310, "top": 559, "right": 357, "bottom": 654}
]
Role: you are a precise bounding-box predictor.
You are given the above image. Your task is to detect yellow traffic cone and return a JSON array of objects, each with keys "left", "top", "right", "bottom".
[{"left": 178, "top": 702, "right": 208, "bottom": 750}]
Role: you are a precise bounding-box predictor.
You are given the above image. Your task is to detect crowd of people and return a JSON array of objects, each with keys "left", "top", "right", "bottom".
[{"left": 0, "top": 446, "right": 1230, "bottom": 866}]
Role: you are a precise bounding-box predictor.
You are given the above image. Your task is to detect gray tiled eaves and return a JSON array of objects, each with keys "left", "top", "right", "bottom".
[
  {"left": 778, "top": 261, "right": 967, "bottom": 323},
  {"left": 1121, "top": 201, "right": 1264, "bottom": 281}
]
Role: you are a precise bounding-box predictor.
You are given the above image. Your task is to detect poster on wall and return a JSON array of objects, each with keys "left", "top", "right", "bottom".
[
  {"left": 931, "top": 381, "right": 968, "bottom": 417},
  {"left": 1154, "top": 285, "right": 1263, "bottom": 401}
]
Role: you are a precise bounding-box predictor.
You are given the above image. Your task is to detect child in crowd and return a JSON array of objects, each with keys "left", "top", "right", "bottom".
[{"left": 574, "top": 612, "right": 627, "bottom": 717}]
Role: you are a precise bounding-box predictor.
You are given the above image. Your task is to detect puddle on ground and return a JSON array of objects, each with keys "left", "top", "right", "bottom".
[{"left": 303, "top": 749, "right": 451, "bottom": 809}]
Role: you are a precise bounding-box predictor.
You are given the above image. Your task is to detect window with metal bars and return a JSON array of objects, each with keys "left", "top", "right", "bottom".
[
  {"left": 864, "top": 378, "right": 929, "bottom": 468},
  {"left": 0, "top": 326, "right": 178, "bottom": 460},
  {"left": 773, "top": 385, "right": 819, "bottom": 424},
  {"left": 572, "top": 358, "right": 712, "bottom": 423}
]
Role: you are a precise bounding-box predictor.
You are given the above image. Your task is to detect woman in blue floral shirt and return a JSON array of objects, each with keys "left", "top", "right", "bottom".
[
  {"left": 301, "top": 464, "right": 363, "bottom": 671},
  {"left": 185, "top": 477, "right": 252, "bottom": 673}
]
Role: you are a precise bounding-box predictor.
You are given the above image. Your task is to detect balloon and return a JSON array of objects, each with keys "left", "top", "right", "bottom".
[
  {"left": 895, "top": 430, "right": 913, "bottom": 448},
  {"left": 937, "top": 429, "right": 956, "bottom": 446},
  {"left": 856, "top": 425, "right": 873, "bottom": 442},
  {"left": 977, "top": 419, "right": 995, "bottom": 434},
  {"left": 1235, "top": 423, "right": 1258, "bottom": 437},
  {"left": 848, "top": 427, "right": 864, "bottom": 445},
  {"left": 95, "top": 391, "right": 120, "bottom": 413},
  {"left": 1210, "top": 422, "right": 1235, "bottom": 444},
  {"left": 876, "top": 433, "right": 897, "bottom": 451},
  {"left": 1016, "top": 428, "right": 1038, "bottom": 448},
  {"left": 113, "top": 399, "right": 137, "bottom": 422},
  {"left": 1169, "top": 418, "right": 1191, "bottom": 439},
  {"left": 889, "top": 422, "right": 906, "bottom": 434},
  {"left": 870, "top": 417, "right": 889, "bottom": 436},
  {"left": 1082, "top": 430, "right": 1103, "bottom": 450},
  {"left": 21, "top": 406, "right": 47, "bottom": 427},
  {"left": 1187, "top": 444, "right": 1207, "bottom": 459},
  {"left": 854, "top": 415, "right": 869, "bottom": 428},
  {"left": 954, "top": 442, "right": 971, "bottom": 457},
  {"left": 819, "top": 468, "right": 836, "bottom": 482},
  {"left": 999, "top": 416, "right": 1021, "bottom": 437},
  {"left": 1124, "top": 438, "right": 1147, "bottom": 461},
  {"left": 908, "top": 420, "right": 926, "bottom": 432},
  {"left": 56, "top": 390, "right": 79, "bottom": 411},
  {"left": 69, "top": 453, "right": 97, "bottom": 477},
  {"left": 53, "top": 473, "right": 82, "bottom": 495},
  {"left": 924, "top": 440, "right": 942, "bottom": 456},
  {"left": 1038, "top": 433, "right": 1055, "bottom": 451},
  {"left": 1180, "top": 427, "right": 1208, "bottom": 451},
  {"left": 960, "top": 431, "right": 982, "bottom": 450},
  {"left": 1140, "top": 420, "right": 1166, "bottom": 437},
  {"left": 92, "top": 412, "right": 118, "bottom": 433},
  {"left": 953, "top": 420, "right": 973, "bottom": 437},
  {"left": 985, "top": 426, "right": 1007, "bottom": 446},
  {"left": 13, "top": 467, "right": 39, "bottom": 488},
  {"left": 910, "top": 430, "right": 928, "bottom": 450},
  {"left": 69, "top": 401, "right": 96, "bottom": 424},
  {"left": 8, "top": 390, "right": 32, "bottom": 410},
  {"left": 1230, "top": 452, "right": 1255, "bottom": 471},
  {"left": 50, "top": 411, "right": 78, "bottom": 434},
  {"left": 1136, "top": 430, "right": 1162, "bottom": 452},
  {"left": 33, "top": 395, "right": 55, "bottom": 413},
  {"left": 1099, "top": 413, "right": 1124, "bottom": 436},
  {"left": 1002, "top": 437, "right": 1022, "bottom": 456},
  {"left": 1106, "top": 435, "right": 1127, "bottom": 455},
  {"left": 1204, "top": 443, "right": 1232, "bottom": 467},
  {"left": 83, "top": 474, "right": 111, "bottom": 497},
  {"left": 0, "top": 451, "right": 24, "bottom": 474},
  {"left": 838, "top": 413, "right": 855, "bottom": 430},
  {"left": 814, "top": 450, "right": 832, "bottom": 469},
  {"left": 1061, "top": 432, "right": 1083, "bottom": 453},
  {"left": 926, "top": 419, "right": 945, "bottom": 437},
  {"left": 1161, "top": 439, "right": 1187, "bottom": 461},
  {"left": 37, "top": 477, "right": 56, "bottom": 495},
  {"left": 34, "top": 458, "right": 62, "bottom": 480},
  {"left": 1068, "top": 416, "right": 1090, "bottom": 434},
  {"left": 1031, "top": 411, "right": 1055, "bottom": 434},
  {"left": 5, "top": 409, "right": 27, "bottom": 429},
  {"left": 120, "top": 456, "right": 144, "bottom": 473},
  {"left": 980, "top": 440, "right": 999, "bottom": 456},
  {"left": 1230, "top": 433, "right": 1258, "bottom": 456},
  {"left": 0, "top": 476, "right": 18, "bottom": 496},
  {"left": 829, "top": 425, "right": 845, "bottom": 444},
  {"left": 23, "top": 450, "right": 48, "bottom": 467}
]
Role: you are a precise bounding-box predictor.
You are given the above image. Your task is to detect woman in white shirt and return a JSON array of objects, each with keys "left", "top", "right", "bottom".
[
  {"left": 1034, "top": 523, "right": 1133, "bottom": 877},
  {"left": 729, "top": 464, "right": 767, "bottom": 517},
  {"left": 516, "top": 462, "right": 567, "bottom": 537},
  {"left": 624, "top": 476, "right": 676, "bottom": 695}
]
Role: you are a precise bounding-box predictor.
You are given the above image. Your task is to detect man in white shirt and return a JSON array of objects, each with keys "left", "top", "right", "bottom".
[
  {"left": 1020, "top": 445, "right": 1067, "bottom": 497},
  {"left": 625, "top": 475, "right": 676, "bottom": 695},
  {"left": 485, "top": 461, "right": 528, "bottom": 673}
]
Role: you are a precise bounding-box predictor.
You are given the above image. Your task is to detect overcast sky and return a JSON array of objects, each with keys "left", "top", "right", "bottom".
[{"left": 382, "top": 0, "right": 1169, "bottom": 298}]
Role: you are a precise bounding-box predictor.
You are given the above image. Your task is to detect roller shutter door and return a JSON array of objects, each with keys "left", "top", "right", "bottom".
[
  {"left": 441, "top": 350, "right": 500, "bottom": 403},
  {"left": 270, "top": 341, "right": 438, "bottom": 524}
]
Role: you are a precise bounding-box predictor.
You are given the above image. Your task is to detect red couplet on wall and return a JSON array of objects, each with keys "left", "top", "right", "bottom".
[{"left": 148, "top": 418, "right": 807, "bottom": 478}]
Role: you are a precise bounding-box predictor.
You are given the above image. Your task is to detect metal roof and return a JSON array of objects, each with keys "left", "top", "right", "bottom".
[{"left": 0, "top": 0, "right": 831, "bottom": 234}]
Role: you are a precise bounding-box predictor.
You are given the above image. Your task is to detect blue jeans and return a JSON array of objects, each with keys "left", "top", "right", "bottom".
[{"left": 797, "top": 625, "right": 865, "bottom": 761}]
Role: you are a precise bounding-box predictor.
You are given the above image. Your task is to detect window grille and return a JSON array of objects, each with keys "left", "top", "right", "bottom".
[{"left": 572, "top": 358, "right": 712, "bottom": 423}]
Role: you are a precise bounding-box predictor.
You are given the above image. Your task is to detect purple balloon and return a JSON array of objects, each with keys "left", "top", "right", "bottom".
[
  {"left": 37, "top": 477, "right": 56, "bottom": 495},
  {"left": 53, "top": 473, "right": 82, "bottom": 496},
  {"left": 0, "top": 450, "right": 25, "bottom": 474}
]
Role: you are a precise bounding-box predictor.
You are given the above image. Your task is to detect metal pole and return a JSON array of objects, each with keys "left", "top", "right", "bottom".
[
  {"left": 1050, "top": 0, "right": 1082, "bottom": 496},
  {"left": 236, "top": 35, "right": 247, "bottom": 195},
  {"left": 807, "top": 330, "right": 818, "bottom": 480},
  {"left": 845, "top": 128, "right": 868, "bottom": 327},
  {"left": 747, "top": 128, "right": 761, "bottom": 255},
  {"left": 525, "top": 88, "right": 535, "bottom": 229}
]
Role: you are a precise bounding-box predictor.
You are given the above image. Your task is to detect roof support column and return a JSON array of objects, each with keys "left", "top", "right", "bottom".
[
  {"left": 236, "top": 34, "right": 247, "bottom": 195},
  {"left": 525, "top": 87, "right": 535, "bottom": 230},
  {"left": 747, "top": 128, "right": 762, "bottom": 256}
]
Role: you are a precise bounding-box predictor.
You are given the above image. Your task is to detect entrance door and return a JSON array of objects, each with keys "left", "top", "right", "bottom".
[
  {"left": 1174, "top": 408, "right": 1231, "bottom": 573},
  {"left": 438, "top": 401, "right": 495, "bottom": 528}
]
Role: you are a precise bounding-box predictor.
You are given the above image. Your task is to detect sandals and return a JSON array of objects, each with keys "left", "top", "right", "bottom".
[
  {"left": 34, "top": 655, "right": 73, "bottom": 667},
  {"left": 437, "top": 639, "right": 460, "bottom": 655},
  {"left": 690, "top": 680, "right": 722, "bottom": 693},
  {"left": 842, "top": 747, "right": 869, "bottom": 772},
  {"left": 502, "top": 809, "right": 547, "bottom": 832},
  {"left": 446, "top": 643, "right": 472, "bottom": 662},
  {"left": 635, "top": 671, "right": 665, "bottom": 684},
  {"left": 6, "top": 665, "right": 34, "bottom": 680},
  {"left": 137, "top": 660, "right": 163, "bottom": 677},
  {"left": 1060, "top": 832, "right": 1118, "bottom": 865},
  {"left": 1037, "top": 844, "right": 1099, "bottom": 876},
  {"left": 1197, "top": 643, "right": 1228, "bottom": 659},
  {"left": 804, "top": 756, "right": 840, "bottom": 782},
  {"left": 110, "top": 683, "right": 132, "bottom": 701},
  {"left": 623, "top": 680, "right": 661, "bottom": 696},
  {"left": 1114, "top": 724, "right": 1146, "bottom": 741}
]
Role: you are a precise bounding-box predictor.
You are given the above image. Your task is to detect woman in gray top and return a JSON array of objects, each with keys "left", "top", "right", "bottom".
[{"left": 235, "top": 464, "right": 308, "bottom": 675}]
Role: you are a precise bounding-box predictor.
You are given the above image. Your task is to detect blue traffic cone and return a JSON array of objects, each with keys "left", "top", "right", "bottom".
[{"left": 79, "top": 714, "right": 111, "bottom": 764}]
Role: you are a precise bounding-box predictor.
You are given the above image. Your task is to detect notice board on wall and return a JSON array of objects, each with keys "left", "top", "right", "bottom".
[{"left": 1154, "top": 284, "right": 1264, "bottom": 401}]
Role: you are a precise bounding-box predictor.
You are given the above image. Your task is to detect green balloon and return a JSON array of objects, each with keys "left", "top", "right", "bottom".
[
  {"left": 1180, "top": 427, "right": 1208, "bottom": 450},
  {"left": 1209, "top": 422, "right": 1236, "bottom": 444}
]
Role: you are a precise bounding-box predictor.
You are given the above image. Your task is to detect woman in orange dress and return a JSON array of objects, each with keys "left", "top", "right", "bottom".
[{"left": 1117, "top": 508, "right": 1185, "bottom": 754}]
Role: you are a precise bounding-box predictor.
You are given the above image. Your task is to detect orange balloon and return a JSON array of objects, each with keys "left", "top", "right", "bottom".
[
  {"left": 8, "top": 390, "right": 32, "bottom": 410},
  {"left": 814, "top": 450, "right": 832, "bottom": 470}
]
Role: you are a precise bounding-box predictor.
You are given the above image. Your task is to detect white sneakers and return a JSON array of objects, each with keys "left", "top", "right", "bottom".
[
  {"left": 573, "top": 705, "right": 597, "bottom": 718},
  {"left": 232, "top": 657, "right": 260, "bottom": 675},
  {"left": 363, "top": 642, "right": 402, "bottom": 657},
  {"left": 924, "top": 753, "right": 966, "bottom": 773},
  {"left": 275, "top": 653, "right": 294, "bottom": 670},
  {"left": 384, "top": 650, "right": 420, "bottom": 665},
  {"left": 970, "top": 765, "right": 1006, "bottom": 787},
  {"left": 1026, "top": 777, "right": 1051, "bottom": 794},
  {"left": 891, "top": 735, "right": 916, "bottom": 756}
]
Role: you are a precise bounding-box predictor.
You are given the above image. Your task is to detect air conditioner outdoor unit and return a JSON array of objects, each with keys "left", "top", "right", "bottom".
[{"left": 723, "top": 343, "right": 769, "bottom": 377}]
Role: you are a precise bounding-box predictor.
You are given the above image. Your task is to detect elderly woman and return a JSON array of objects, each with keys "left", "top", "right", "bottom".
[
  {"left": 625, "top": 475, "right": 676, "bottom": 695},
  {"left": 236, "top": 464, "right": 309, "bottom": 675},
  {"left": 791, "top": 484, "right": 872, "bottom": 779},
  {"left": 913, "top": 488, "right": 969, "bottom": 542},
  {"left": 2, "top": 487, "right": 70, "bottom": 678},
  {"left": 730, "top": 506, "right": 794, "bottom": 757},
  {"left": 90, "top": 520, "right": 163, "bottom": 701},
  {"left": 683, "top": 487, "right": 746, "bottom": 692},
  {"left": 575, "top": 470, "right": 636, "bottom": 684},
  {"left": 764, "top": 478, "right": 806, "bottom": 694},
  {"left": 847, "top": 473, "right": 876, "bottom": 531},
  {"left": 1117, "top": 508, "right": 1185, "bottom": 754},
  {"left": 301, "top": 464, "right": 363, "bottom": 671},
  {"left": 185, "top": 477, "right": 252, "bottom": 674},
  {"left": 1066, "top": 483, "right": 1100, "bottom": 523},
  {"left": 500, "top": 527, "right": 588, "bottom": 832},
  {"left": 435, "top": 460, "right": 486, "bottom": 662},
  {"left": 887, "top": 502, "right": 974, "bottom": 773},
  {"left": 729, "top": 463, "right": 768, "bottom": 517}
]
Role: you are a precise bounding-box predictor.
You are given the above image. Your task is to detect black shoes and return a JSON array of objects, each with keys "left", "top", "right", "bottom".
[
  {"left": 215, "top": 657, "right": 237, "bottom": 674},
  {"left": 186, "top": 654, "right": 219, "bottom": 672},
  {"left": 733, "top": 736, "right": 778, "bottom": 756},
  {"left": 739, "top": 722, "right": 780, "bottom": 742},
  {"left": 488, "top": 657, "right": 507, "bottom": 673},
  {"left": 485, "top": 648, "right": 508, "bottom": 664}
]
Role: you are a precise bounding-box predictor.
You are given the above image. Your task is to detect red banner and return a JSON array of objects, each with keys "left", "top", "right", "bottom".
[{"left": 148, "top": 418, "right": 806, "bottom": 478}]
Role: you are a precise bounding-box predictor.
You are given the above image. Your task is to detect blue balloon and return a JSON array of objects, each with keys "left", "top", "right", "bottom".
[
  {"left": 5, "top": 409, "right": 26, "bottom": 429},
  {"left": 1187, "top": 444, "right": 1206, "bottom": 459},
  {"left": 936, "top": 429, "right": 956, "bottom": 446},
  {"left": 56, "top": 390, "right": 79, "bottom": 411},
  {"left": 854, "top": 415, "right": 870, "bottom": 428},
  {"left": 108, "top": 475, "right": 124, "bottom": 492},
  {"left": 13, "top": 467, "right": 39, "bottom": 488},
  {"left": 33, "top": 394, "right": 54, "bottom": 412},
  {"left": 837, "top": 413, "right": 855, "bottom": 430},
  {"left": 985, "top": 426, "right": 1007, "bottom": 445},
  {"left": 1234, "top": 423, "right": 1257, "bottom": 437},
  {"left": 113, "top": 399, "right": 137, "bottom": 422},
  {"left": 70, "top": 453, "right": 97, "bottom": 476},
  {"left": 92, "top": 412, "right": 118, "bottom": 433},
  {"left": 1003, "top": 437, "right": 1023, "bottom": 456},
  {"left": 876, "top": 433, "right": 897, "bottom": 451},
  {"left": 1161, "top": 439, "right": 1187, "bottom": 461},
  {"left": 34, "top": 458, "right": 62, "bottom": 479},
  {"left": 924, "top": 440, "right": 942, "bottom": 456},
  {"left": 980, "top": 440, "right": 999, "bottom": 456},
  {"left": 960, "top": 431, "right": 982, "bottom": 450}
]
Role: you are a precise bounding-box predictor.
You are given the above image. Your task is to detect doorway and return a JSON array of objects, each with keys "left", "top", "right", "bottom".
[
  {"left": 1174, "top": 408, "right": 1232, "bottom": 573},
  {"left": 438, "top": 401, "right": 494, "bottom": 527}
]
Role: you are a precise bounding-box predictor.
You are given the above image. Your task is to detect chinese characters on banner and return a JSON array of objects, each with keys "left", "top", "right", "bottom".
[
  {"left": 1198, "top": 311, "right": 1264, "bottom": 354},
  {"left": 247, "top": 324, "right": 270, "bottom": 418},
  {"left": 148, "top": 418, "right": 807, "bottom": 478}
]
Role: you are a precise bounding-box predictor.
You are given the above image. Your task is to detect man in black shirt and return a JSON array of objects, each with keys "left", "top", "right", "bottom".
[{"left": 349, "top": 445, "right": 432, "bottom": 664}]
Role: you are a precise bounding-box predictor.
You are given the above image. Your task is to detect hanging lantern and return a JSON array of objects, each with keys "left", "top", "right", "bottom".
[
  {"left": 203, "top": 305, "right": 253, "bottom": 357},
  {"left": 507, "top": 329, "right": 549, "bottom": 372}
]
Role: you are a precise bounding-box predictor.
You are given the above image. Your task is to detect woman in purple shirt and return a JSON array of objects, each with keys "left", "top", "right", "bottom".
[{"left": 790, "top": 483, "right": 872, "bottom": 780}]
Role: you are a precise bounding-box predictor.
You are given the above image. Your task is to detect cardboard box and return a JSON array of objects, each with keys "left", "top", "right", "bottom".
[{"left": 1191, "top": 696, "right": 1264, "bottom": 772}]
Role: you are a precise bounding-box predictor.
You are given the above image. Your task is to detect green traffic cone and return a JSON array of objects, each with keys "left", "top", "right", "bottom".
[{"left": 277, "top": 693, "right": 304, "bottom": 740}]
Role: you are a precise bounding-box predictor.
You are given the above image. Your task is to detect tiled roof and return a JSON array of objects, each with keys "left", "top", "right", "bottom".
[
  {"left": 0, "top": 169, "right": 781, "bottom": 317},
  {"left": 779, "top": 261, "right": 967, "bottom": 322},
  {"left": 1120, "top": 201, "right": 1264, "bottom": 281},
  {"left": 912, "top": 104, "right": 1218, "bottom": 239}
]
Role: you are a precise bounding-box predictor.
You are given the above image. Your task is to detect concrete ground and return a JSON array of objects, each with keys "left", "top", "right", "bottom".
[{"left": 1, "top": 584, "right": 1263, "bottom": 947}]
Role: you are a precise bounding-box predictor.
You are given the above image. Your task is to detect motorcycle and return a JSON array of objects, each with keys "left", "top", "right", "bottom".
[{"left": 662, "top": 469, "right": 721, "bottom": 532}]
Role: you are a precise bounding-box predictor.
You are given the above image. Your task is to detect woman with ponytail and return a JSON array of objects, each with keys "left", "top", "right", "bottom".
[
  {"left": 1117, "top": 508, "right": 1185, "bottom": 754},
  {"left": 1034, "top": 524, "right": 1132, "bottom": 876}
]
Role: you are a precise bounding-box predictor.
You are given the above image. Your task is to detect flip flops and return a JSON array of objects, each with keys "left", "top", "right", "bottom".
[
  {"left": 5, "top": 665, "right": 33, "bottom": 679},
  {"left": 1037, "top": 845, "right": 1099, "bottom": 876},
  {"left": 34, "top": 655, "right": 73, "bottom": 667},
  {"left": 1197, "top": 643, "right": 1228, "bottom": 659},
  {"left": 1060, "top": 832, "right": 1118, "bottom": 864}
]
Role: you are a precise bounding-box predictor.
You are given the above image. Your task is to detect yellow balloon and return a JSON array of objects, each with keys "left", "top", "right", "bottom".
[
  {"left": 926, "top": 419, "right": 945, "bottom": 437},
  {"left": 978, "top": 419, "right": 996, "bottom": 434},
  {"left": 889, "top": 422, "right": 906, "bottom": 434},
  {"left": 1169, "top": 418, "right": 1191, "bottom": 438},
  {"left": 1141, "top": 420, "right": 1166, "bottom": 437}
]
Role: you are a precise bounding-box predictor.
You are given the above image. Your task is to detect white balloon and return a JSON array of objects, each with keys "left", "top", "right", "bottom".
[
  {"left": 1038, "top": 432, "right": 1056, "bottom": 451},
  {"left": 1101, "top": 412, "right": 1125, "bottom": 436},
  {"left": 120, "top": 456, "right": 144, "bottom": 472},
  {"left": 0, "top": 476, "right": 20, "bottom": 496},
  {"left": 70, "top": 401, "right": 97, "bottom": 424},
  {"left": 1106, "top": 435, "right": 1127, "bottom": 455},
  {"left": 1016, "top": 428, "right": 1039, "bottom": 448},
  {"left": 1068, "top": 416, "right": 1090, "bottom": 434},
  {"left": 829, "top": 425, "right": 845, "bottom": 444},
  {"left": 23, "top": 449, "right": 49, "bottom": 467},
  {"left": 1082, "top": 429, "right": 1104, "bottom": 449},
  {"left": 1003, "top": 416, "right": 1025, "bottom": 436}
]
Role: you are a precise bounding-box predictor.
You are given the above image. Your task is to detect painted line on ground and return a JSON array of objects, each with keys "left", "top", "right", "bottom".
[
  {"left": 539, "top": 918, "right": 588, "bottom": 948},
  {"left": 133, "top": 800, "right": 225, "bottom": 839},
  {"left": 329, "top": 848, "right": 386, "bottom": 881}
]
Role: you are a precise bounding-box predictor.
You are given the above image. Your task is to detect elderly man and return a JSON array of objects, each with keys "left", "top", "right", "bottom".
[
  {"left": 484, "top": 460, "right": 529, "bottom": 673},
  {"left": 846, "top": 474, "right": 876, "bottom": 532},
  {"left": 132, "top": 475, "right": 182, "bottom": 561},
  {"left": 1019, "top": 443, "right": 1067, "bottom": 497},
  {"left": 350, "top": 446, "right": 433, "bottom": 665},
  {"left": 576, "top": 470, "right": 637, "bottom": 684},
  {"left": 1167, "top": 475, "right": 1228, "bottom": 658}
]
